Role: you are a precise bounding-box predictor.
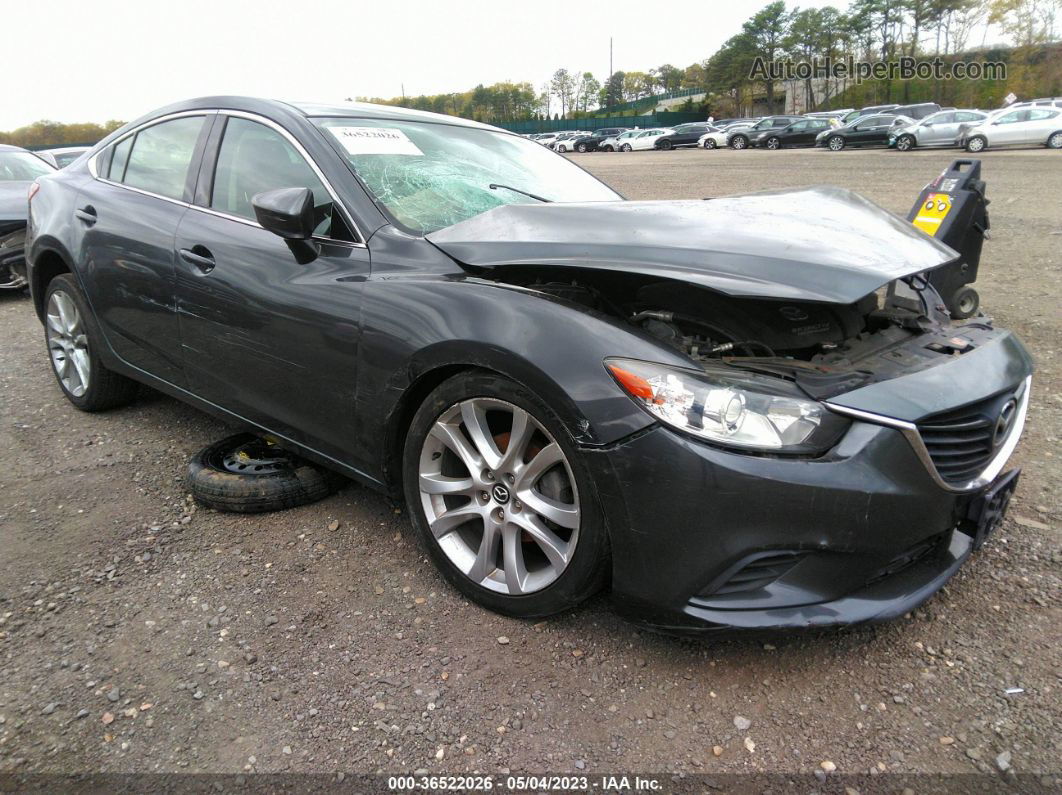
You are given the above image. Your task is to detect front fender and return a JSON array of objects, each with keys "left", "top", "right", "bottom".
[{"left": 355, "top": 275, "right": 694, "bottom": 484}]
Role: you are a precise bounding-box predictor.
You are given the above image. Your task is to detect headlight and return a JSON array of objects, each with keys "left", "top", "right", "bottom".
[{"left": 605, "top": 358, "right": 849, "bottom": 454}]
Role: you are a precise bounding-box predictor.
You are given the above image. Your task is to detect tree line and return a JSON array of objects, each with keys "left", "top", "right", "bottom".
[
  {"left": 2, "top": 0, "right": 1059, "bottom": 143},
  {"left": 360, "top": 0, "right": 1060, "bottom": 121}
]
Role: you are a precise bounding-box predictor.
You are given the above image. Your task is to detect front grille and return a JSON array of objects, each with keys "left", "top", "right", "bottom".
[
  {"left": 916, "top": 389, "right": 1018, "bottom": 485},
  {"left": 704, "top": 552, "right": 804, "bottom": 596}
]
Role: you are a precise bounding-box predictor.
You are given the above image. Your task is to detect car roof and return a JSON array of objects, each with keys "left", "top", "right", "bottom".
[{"left": 0, "top": 144, "right": 31, "bottom": 152}]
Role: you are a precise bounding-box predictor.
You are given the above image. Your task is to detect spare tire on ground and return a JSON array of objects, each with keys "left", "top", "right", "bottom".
[{"left": 187, "top": 433, "right": 345, "bottom": 513}]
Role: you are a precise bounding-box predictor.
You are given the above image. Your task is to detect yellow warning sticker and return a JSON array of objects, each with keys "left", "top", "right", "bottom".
[{"left": 912, "top": 192, "right": 952, "bottom": 236}]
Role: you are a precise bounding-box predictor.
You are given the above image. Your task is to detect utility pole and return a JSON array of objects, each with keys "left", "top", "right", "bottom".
[{"left": 608, "top": 37, "right": 613, "bottom": 110}]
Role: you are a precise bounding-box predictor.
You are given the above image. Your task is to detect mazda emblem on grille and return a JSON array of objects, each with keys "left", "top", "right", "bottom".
[{"left": 993, "top": 399, "right": 1018, "bottom": 447}]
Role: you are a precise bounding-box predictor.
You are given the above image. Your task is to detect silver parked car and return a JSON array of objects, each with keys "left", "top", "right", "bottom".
[
  {"left": 963, "top": 107, "right": 1062, "bottom": 152},
  {"left": 890, "top": 110, "right": 988, "bottom": 151}
]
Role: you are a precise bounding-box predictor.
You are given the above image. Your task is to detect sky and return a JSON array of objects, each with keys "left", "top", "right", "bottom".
[{"left": 1, "top": 0, "right": 852, "bottom": 130}]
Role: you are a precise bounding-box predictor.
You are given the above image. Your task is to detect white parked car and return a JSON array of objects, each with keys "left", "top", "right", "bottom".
[
  {"left": 600, "top": 130, "right": 641, "bottom": 152},
  {"left": 889, "top": 110, "right": 988, "bottom": 151},
  {"left": 552, "top": 133, "right": 584, "bottom": 153},
  {"left": 698, "top": 129, "right": 730, "bottom": 149},
  {"left": 963, "top": 107, "right": 1062, "bottom": 152},
  {"left": 536, "top": 133, "right": 560, "bottom": 147},
  {"left": 624, "top": 128, "right": 675, "bottom": 151}
]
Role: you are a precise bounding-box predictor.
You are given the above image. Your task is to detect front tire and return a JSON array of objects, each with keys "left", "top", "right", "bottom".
[
  {"left": 703, "top": 139, "right": 717, "bottom": 149},
  {"left": 966, "top": 135, "right": 986, "bottom": 153},
  {"left": 576, "top": 143, "right": 588, "bottom": 153},
  {"left": 730, "top": 135, "right": 748, "bottom": 150},
  {"left": 765, "top": 136, "right": 781, "bottom": 150},
  {"left": 896, "top": 134, "right": 915, "bottom": 151},
  {"left": 403, "top": 372, "right": 609, "bottom": 618},
  {"left": 601, "top": 145, "right": 614, "bottom": 152},
  {"left": 620, "top": 143, "right": 632, "bottom": 152},
  {"left": 828, "top": 135, "right": 846, "bottom": 151},
  {"left": 1047, "top": 131, "right": 1062, "bottom": 149},
  {"left": 44, "top": 274, "right": 139, "bottom": 412},
  {"left": 556, "top": 144, "right": 567, "bottom": 153}
]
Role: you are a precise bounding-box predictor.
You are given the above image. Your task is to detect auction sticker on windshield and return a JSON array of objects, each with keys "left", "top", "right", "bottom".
[{"left": 329, "top": 126, "right": 424, "bottom": 156}]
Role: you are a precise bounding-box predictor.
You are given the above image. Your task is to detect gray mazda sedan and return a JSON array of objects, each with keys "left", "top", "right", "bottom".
[{"left": 25, "top": 97, "right": 1033, "bottom": 632}]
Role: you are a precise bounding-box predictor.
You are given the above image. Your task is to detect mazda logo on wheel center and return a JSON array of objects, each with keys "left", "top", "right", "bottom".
[{"left": 491, "top": 484, "right": 511, "bottom": 504}]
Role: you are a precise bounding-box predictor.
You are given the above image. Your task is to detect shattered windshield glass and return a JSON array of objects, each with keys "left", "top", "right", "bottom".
[{"left": 316, "top": 118, "right": 621, "bottom": 234}]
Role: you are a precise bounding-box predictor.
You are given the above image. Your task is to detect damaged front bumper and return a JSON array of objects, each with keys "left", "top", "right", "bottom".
[
  {"left": 0, "top": 224, "right": 28, "bottom": 290},
  {"left": 586, "top": 333, "right": 1033, "bottom": 633}
]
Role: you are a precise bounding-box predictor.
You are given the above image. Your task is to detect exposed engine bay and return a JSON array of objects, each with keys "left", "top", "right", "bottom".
[{"left": 489, "top": 267, "right": 1003, "bottom": 400}]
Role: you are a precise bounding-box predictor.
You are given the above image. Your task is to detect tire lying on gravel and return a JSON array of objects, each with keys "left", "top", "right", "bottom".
[{"left": 187, "top": 433, "right": 344, "bottom": 513}]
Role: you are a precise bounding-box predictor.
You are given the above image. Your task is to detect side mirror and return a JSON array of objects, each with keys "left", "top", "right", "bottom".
[{"left": 252, "top": 187, "right": 315, "bottom": 240}]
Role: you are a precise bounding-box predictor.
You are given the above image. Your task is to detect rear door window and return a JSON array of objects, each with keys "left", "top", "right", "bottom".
[
  {"left": 108, "top": 136, "right": 133, "bottom": 181},
  {"left": 120, "top": 116, "right": 205, "bottom": 200}
]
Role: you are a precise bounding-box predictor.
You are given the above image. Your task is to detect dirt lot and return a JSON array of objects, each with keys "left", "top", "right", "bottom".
[{"left": 1, "top": 147, "right": 1059, "bottom": 784}]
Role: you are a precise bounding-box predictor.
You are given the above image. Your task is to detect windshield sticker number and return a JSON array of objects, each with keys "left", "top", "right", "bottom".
[{"left": 329, "top": 127, "right": 424, "bottom": 156}]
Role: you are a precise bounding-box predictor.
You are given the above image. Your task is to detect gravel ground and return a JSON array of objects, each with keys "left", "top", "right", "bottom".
[{"left": 0, "top": 147, "right": 1059, "bottom": 784}]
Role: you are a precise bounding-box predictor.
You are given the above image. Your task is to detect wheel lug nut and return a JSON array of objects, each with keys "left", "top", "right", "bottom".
[
  {"left": 505, "top": 473, "right": 515, "bottom": 484},
  {"left": 493, "top": 508, "right": 504, "bottom": 522},
  {"left": 480, "top": 491, "right": 489, "bottom": 502},
  {"left": 483, "top": 470, "right": 494, "bottom": 481}
]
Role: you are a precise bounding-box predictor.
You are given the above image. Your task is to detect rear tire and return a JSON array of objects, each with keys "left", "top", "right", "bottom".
[
  {"left": 44, "top": 274, "right": 139, "bottom": 412},
  {"left": 187, "top": 434, "right": 345, "bottom": 513},
  {"left": 402, "top": 371, "right": 609, "bottom": 618},
  {"left": 659, "top": 139, "right": 673, "bottom": 150},
  {"left": 601, "top": 145, "right": 614, "bottom": 152}
]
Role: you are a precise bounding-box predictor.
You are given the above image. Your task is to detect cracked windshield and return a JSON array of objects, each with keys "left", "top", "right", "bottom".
[{"left": 317, "top": 117, "right": 620, "bottom": 234}]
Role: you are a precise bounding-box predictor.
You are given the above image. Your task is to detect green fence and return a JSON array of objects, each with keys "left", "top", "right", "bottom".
[{"left": 494, "top": 112, "right": 707, "bottom": 135}]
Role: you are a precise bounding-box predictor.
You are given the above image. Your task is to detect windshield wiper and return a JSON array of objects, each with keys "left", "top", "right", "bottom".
[{"left": 489, "top": 183, "right": 552, "bottom": 203}]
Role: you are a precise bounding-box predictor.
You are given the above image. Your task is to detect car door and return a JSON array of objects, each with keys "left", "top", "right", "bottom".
[
  {"left": 1026, "top": 109, "right": 1060, "bottom": 144},
  {"left": 921, "top": 112, "right": 956, "bottom": 145},
  {"left": 173, "top": 112, "right": 371, "bottom": 460},
  {"left": 74, "top": 112, "right": 212, "bottom": 385},
  {"left": 989, "top": 110, "right": 1028, "bottom": 144}
]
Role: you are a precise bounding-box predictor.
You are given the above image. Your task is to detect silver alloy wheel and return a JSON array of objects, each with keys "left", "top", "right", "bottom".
[
  {"left": 967, "top": 136, "right": 986, "bottom": 152},
  {"left": 828, "top": 136, "right": 845, "bottom": 151},
  {"left": 1048, "top": 132, "right": 1062, "bottom": 149},
  {"left": 731, "top": 136, "right": 747, "bottom": 149},
  {"left": 766, "top": 137, "right": 780, "bottom": 150},
  {"left": 704, "top": 140, "right": 716, "bottom": 149},
  {"left": 46, "top": 290, "right": 91, "bottom": 398},
  {"left": 418, "top": 398, "right": 580, "bottom": 595},
  {"left": 897, "top": 135, "right": 914, "bottom": 151}
]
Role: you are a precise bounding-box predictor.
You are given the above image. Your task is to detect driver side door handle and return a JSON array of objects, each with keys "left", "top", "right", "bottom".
[{"left": 179, "top": 246, "right": 216, "bottom": 274}]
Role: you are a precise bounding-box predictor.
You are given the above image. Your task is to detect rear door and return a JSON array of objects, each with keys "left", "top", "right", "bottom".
[
  {"left": 76, "top": 113, "right": 212, "bottom": 385},
  {"left": 921, "top": 112, "right": 956, "bottom": 145},
  {"left": 173, "top": 112, "right": 370, "bottom": 459}
]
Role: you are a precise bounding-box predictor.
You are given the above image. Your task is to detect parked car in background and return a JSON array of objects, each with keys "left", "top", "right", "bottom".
[
  {"left": 39, "top": 146, "right": 92, "bottom": 168},
  {"left": 568, "top": 128, "right": 629, "bottom": 153},
  {"left": 817, "top": 114, "right": 913, "bottom": 150},
  {"left": 962, "top": 106, "right": 1062, "bottom": 151},
  {"left": 698, "top": 128, "right": 730, "bottom": 149},
  {"left": 1, "top": 145, "right": 56, "bottom": 290},
  {"left": 890, "top": 102, "right": 942, "bottom": 121},
  {"left": 602, "top": 130, "right": 641, "bottom": 152},
  {"left": 552, "top": 133, "right": 584, "bottom": 153},
  {"left": 889, "top": 110, "right": 988, "bottom": 151},
  {"left": 535, "top": 132, "right": 560, "bottom": 147},
  {"left": 728, "top": 116, "right": 803, "bottom": 149},
  {"left": 626, "top": 128, "right": 675, "bottom": 151},
  {"left": 654, "top": 123, "right": 716, "bottom": 150},
  {"left": 840, "top": 104, "right": 899, "bottom": 125},
  {"left": 754, "top": 117, "right": 833, "bottom": 149},
  {"left": 1007, "top": 97, "right": 1062, "bottom": 110}
]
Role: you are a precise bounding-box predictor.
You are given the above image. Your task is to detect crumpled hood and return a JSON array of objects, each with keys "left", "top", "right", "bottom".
[
  {"left": 0, "top": 181, "right": 31, "bottom": 222},
  {"left": 427, "top": 186, "right": 958, "bottom": 304}
]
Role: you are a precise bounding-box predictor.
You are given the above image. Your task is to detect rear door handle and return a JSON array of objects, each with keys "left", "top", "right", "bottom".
[
  {"left": 179, "top": 246, "right": 216, "bottom": 274},
  {"left": 75, "top": 206, "right": 97, "bottom": 225}
]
